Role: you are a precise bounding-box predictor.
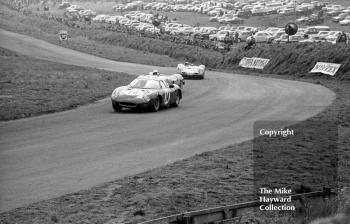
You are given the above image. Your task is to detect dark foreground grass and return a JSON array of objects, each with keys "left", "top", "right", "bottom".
[
  {"left": 0, "top": 72, "right": 348, "bottom": 223},
  {"left": 0, "top": 48, "right": 134, "bottom": 121}
]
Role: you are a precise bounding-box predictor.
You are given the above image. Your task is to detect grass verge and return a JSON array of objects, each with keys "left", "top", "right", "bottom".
[{"left": 0, "top": 47, "right": 134, "bottom": 121}]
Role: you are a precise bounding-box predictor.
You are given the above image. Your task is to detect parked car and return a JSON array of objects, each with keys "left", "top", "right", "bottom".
[
  {"left": 178, "top": 27, "right": 194, "bottom": 35},
  {"left": 254, "top": 31, "right": 272, "bottom": 43},
  {"left": 340, "top": 16, "right": 350, "bottom": 25},
  {"left": 237, "top": 30, "right": 252, "bottom": 42},
  {"left": 296, "top": 16, "right": 311, "bottom": 24},
  {"left": 274, "top": 34, "right": 303, "bottom": 43},
  {"left": 332, "top": 13, "right": 349, "bottom": 22},
  {"left": 195, "top": 28, "right": 219, "bottom": 39},
  {"left": 222, "top": 17, "right": 244, "bottom": 25},
  {"left": 209, "top": 30, "right": 233, "bottom": 41},
  {"left": 268, "top": 31, "right": 285, "bottom": 43},
  {"left": 58, "top": 2, "right": 71, "bottom": 9},
  {"left": 209, "top": 15, "right": 221, "bottom": 22},
  {"left": 299, "top": 36, "right": 327, "bottom": 43},
  {"left": 92, "top": 15, "right": 110, "bottom": 23}
]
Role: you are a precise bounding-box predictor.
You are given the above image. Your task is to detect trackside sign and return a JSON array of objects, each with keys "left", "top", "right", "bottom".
[
  {"left": 59, "top": 30, "right": 68, "bottom": 41},
  {"left": 310, "top": 62, "right": 341, "bottom": 76},
  {"left": 239, "top": 57, "right": 270, "bottom": 69}
]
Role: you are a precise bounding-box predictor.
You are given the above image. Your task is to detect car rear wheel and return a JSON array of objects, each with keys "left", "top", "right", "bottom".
[
  {"left": 150, "top": 97, "right": 160, "bottom": 112},
  {"left": 171, "top": 91, "right": 180, "bottom": 107},
  {"left": 113, "top": 103, "right": 123, "bottom": 112}
]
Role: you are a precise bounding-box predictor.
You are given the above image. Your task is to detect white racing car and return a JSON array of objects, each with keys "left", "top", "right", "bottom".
[{"left": 177, "top": 62, "right": 206, "bottom": 79}]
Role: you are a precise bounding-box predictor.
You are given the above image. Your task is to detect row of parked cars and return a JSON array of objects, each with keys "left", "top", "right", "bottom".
[
  {"left": 125, "top": 0, "right": 350, "bottom": 27},
  {"left": 326, "top": 6, "right": 350, "bottom": 26},
  {"left": 91, "top": 9, "right": 348, "bottom": 45},
  {"left": 92, "top": 11, "right": 161, "bottom": 34},
  {"left": 140, "top": 0, "right": 324, "bottom": 17},
  {"left": 58, "top": 1, "right": 349, "bottom": 45}
]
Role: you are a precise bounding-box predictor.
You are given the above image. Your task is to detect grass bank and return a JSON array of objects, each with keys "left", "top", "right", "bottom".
[
  {"left": 0, "top": 48, "right": 134, "bottom": 121},
  {"left": 0, "top": 5, "right": 180, "bottom": 67}
]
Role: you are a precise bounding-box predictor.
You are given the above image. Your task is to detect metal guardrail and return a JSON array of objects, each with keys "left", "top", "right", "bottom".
[{"left": 139, "top": 188, "right": 336, "bottom": 224}]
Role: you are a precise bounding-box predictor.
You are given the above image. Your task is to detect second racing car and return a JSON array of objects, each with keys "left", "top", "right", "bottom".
[{"left": 177, "top": 62, "right": 206, "bottom": 79}]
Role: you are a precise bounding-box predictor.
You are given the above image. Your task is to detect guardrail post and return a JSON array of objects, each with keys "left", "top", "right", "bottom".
[
  {"left": 231, "top": 209, "right": 237, "bottom": 218},
  {"left": 322, "top": 187, "right": 331, "bottom": 200},
  {"left": 183, "top": 216, "right": 191, "bottom": 224},
  {"left": 298, "top": 195, "right": 307, "bottom": 215},
  {"left": 223, "top": 209, "right": 230, "bottom": 219}
]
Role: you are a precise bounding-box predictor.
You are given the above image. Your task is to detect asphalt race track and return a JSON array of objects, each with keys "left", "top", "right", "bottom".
[{"left": 0, "top": 29, "right": 335, "bottom": 212}]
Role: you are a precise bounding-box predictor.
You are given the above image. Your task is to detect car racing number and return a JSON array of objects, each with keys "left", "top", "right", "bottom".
[
  {"left": 160, "top": 81, "right": 171, "bottom": 105},
  {"left": 164, "top": 89, "right": 171, "bottom": 105}
]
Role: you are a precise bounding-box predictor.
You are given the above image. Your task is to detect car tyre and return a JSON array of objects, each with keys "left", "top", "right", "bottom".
[
  {"left": 150, "top": 97, "right": 160, "bottom": 112},
  {"left": 113, "top": 103, "right": 123, "bottom": 112},
  {"left": 171, "top": 91, "right": 180, "bottom": 107}
]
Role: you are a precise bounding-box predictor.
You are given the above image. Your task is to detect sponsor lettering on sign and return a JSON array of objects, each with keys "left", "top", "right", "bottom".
[
  {"left": 310, "top": 62, "right": 341, "bottom": 76},
  {"left": 239, "top": 57, "right": 270, "bottom": 70}
]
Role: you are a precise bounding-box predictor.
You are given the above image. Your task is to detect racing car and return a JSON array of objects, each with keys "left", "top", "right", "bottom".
[
  {"left": 111, "top": 71, "right": 182, "bottom": 112},
  {"left": 177, "top": 62, "right": 206, "bottom": 79}
]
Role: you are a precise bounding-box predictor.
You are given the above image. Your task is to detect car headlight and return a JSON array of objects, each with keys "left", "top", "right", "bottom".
[
  {"left": 112, "top": 89, "right": 120, "bottom": 98},
  {"left": 143, "top": 95, "right": 150, "bottom": 102}
]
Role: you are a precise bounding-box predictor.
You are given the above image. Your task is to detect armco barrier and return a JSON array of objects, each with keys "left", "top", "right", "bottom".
[{"left": 139, "top": 188, "right": 336, "bottom": 224}]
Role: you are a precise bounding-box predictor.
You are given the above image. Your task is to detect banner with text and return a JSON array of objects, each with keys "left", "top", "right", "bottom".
[
  {"left": 310, "top": 62, "right": 341, "bottom": 76},
  {"left": 239, "top": 57, "right": 270, "bottom": 70}
]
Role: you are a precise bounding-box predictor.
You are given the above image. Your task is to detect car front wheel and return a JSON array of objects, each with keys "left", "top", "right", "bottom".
[
  {"left": 113, "top": 103, "right": 123, "bottom": 112},
  {"left": 150, "top": 97, "right": 160, "bottom": 112}
]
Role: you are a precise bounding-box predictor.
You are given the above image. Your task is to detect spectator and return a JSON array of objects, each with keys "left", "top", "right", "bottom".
[
  {"left": 245, "top": 34, "right": 256, "bottom": 50},
  {"left": 337, "top": 31, "right": 348, "bottom": 44},
  {"left": 234, "top": 31, "right": 239, "bottom": 43}
]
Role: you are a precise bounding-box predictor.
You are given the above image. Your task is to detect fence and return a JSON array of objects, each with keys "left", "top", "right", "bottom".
[{"left": 139, "top": 188, "right": 336, "bottom": 224}]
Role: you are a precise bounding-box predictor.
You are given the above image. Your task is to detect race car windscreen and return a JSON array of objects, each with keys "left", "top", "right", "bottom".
[{"left": 129, "top": 79, "right": 161, "bottom": 89}]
